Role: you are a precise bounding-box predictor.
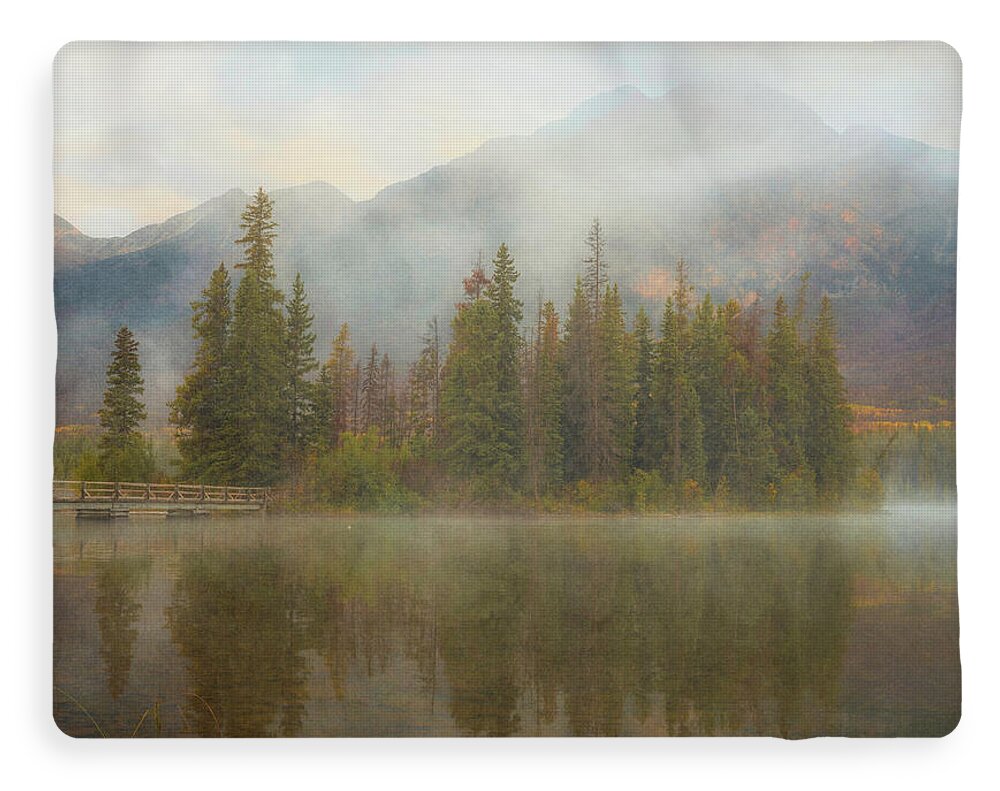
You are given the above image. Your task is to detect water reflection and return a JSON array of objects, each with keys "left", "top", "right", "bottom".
[{"left": 53, "top": 512, "right": 960, "bottom": 738}]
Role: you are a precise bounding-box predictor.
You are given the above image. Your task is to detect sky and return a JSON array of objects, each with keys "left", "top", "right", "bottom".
[{"left": 54, "top": 41, "right": 962, "bottom": 238}]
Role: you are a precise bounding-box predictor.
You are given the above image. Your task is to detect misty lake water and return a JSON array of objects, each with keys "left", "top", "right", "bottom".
[{"left": 53, "top": 506, "right": 959, "bottom": 738}]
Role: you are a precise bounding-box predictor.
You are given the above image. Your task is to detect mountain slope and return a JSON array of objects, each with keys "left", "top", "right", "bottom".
[{"left": 55, "top": 83, "right": 957, "bottom": 424}]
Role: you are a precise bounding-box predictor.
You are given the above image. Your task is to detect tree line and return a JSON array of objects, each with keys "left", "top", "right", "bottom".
[{"left": 92, "top": 188, "right": 867, "bottom": 511}]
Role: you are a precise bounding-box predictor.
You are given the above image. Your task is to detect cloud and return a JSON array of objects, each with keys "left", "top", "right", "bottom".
[{"left": 54, "top": 42, "right": 961, "bottom": 237}]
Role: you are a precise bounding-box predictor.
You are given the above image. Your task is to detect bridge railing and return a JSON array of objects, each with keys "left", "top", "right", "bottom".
[{"left": 53, "top": 480, "right": 270, "bottom": 506}]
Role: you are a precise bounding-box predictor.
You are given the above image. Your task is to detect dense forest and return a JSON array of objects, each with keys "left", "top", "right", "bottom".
[{"left": 59, "top": 188, "right": 932, "bottom": 513}]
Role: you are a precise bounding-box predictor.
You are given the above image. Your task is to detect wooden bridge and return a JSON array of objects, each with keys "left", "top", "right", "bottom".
[{"left": 53, "top": 480, "right": 270, "bottom": 517}]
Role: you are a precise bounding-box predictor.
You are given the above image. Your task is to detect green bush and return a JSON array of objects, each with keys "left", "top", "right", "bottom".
[
  {"left": 99, "top": 434, "right": 157, "bottom": 482},
  {"left": 312, "top": 429, "right": 418, "bottom": 512},
  {"left": 776, "top": 466, "right": 817, "bottom": 511}
]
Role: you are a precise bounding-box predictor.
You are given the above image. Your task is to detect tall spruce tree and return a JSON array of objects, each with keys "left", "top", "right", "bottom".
[
  {"left": 226, "top": 187, "right": 287, "bottom": 485},
  {"left": 440, "top": 247, "right": 524, "bottom": 491},
  {"left": 440, "top": 279, "right": 501, "bottom": 484},
  {"left": 690, "top": 294, "right": 734, "bottom": 488},
  {"left": 652, "top": 271, "right": 706, "bottom": 488},
  {"left": 766, "top": 294, "right": 810, "bottom": 476},
  {"left": 723, "top": 406, "right": 779, "bottom": 507},
  {"left": 582, "top": 219, "right": 607, "bottom": 316},
  {"left": 284, "top": 272, "right": 318, "bottom": 464},
  {"left": 361, "top": 344, "right": 381, "bottom": 432},
  {"left": 805, "top": 296, "right": 855, "bottom": 503},
  {"left": 170, "top": 262, "right": 232, "bottom": 481},
  {"left": 409, "top": 318, "right": 442, "bottom": 441},
  {"left": 719, "top": 298, "right": 777, "bottom": 504},
  {"left": 484, "top": 243, "right": 525, "bottom": 482},
  {"left": 314, "top": 322, "right": 356, "bottom": 448},
  {"left": 98, "top": 326, "right": 152, "bottom": 480},
  {"left": 560, "top": 277, "right": 594, "bottom": 482},
  {"left": 597, "top": 283, "right": 634, "bottom": 477},
  {"left": 631, "top": 307, "right": 657, "bottom": 471},
  {"left": 379, "top": 352, "right": 399, "bottom": 444},
  {"left": 525, "top": 301, "right": 564, "bottom": 495}
]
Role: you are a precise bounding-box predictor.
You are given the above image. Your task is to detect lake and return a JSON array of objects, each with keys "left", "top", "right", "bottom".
[{"left": 53, "top": 505, "right": 960, "bottom": 737}]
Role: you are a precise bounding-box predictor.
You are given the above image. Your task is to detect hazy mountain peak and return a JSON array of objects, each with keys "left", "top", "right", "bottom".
[
  {"left": 55, "top": 214, "right": 84, "bottom": 236},
  {"left": 274, "top": 180, "right": 354, "bottom": 205},
  {"left": 535, "top": 85, "right": 649, "bottom": 136}
]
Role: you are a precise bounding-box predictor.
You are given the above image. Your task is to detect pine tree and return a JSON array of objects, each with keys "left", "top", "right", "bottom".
[
  {"left": 561, "top": 278, "right": 594, "bottom": 482},
  {"left": 596, "top": 283, "right": 634, "bottom": 477},
  {"left": 719, "top": 298, "right": 777, "bottom": 504},
  {"left": 314, "top": 323, "right": 356, "bottom": 448},
  {"left": 805, "top": 296, "right": 855, "bottom": 503},
  {"left": 525, "top": 301, "right": 564, "bottom": 495},
  {"left": 225, "top": 187, "right": 287, "bottom": 485},
  {"left": 440, "top": 291, "right": 501, "bottom": 483},
  {"left": 722, "top": 406, "right": 779, "bottom": 508},
  {"left": 284, "top": 272, "right": 318, "bottom": 464},
  {"left": 653, "top": 276, "right": 706, "bottom": 488},
  {"left": 582, "top": 219, "right": 607, "bottom": 316},
  {"left": 631, "top": 307, "right": 657, "bottom": 471},
  {"left": 767, "top": 294, "right": 809, "bottom": 476},
  {"left": 440, "top": 247, "right": 525, "bottom": 492},
  {"left": 98, "top": 326, "right": 152, "bottom": 480},
  {"left": 484, "top": 243, "right": 525, "bottom": 482},
  {"left": 361, "top": 344, "right": 381, "bottom": 432},
  {"left": 379, "top": 352, "right": 399, "bottom": 444},
  {"left": 409, "top": 318, "right": 442, "bottom": 441},
  {"left": 170, "top": 262, "right": 232, "bottom": 481},
  {"left": 690, "top": 294, "right": 733, "bottom": 488}
]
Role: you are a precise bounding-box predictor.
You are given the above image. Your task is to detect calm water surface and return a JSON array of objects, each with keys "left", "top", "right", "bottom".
[{"left": 53, "top": 506, "right": 959, "bottom": 737}]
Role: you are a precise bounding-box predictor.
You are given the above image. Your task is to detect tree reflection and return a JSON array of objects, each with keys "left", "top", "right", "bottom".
[
  {"left": 151, "top": 520, "right": 860, "bottom": 736},
  {"left": 93, "top": 552, "right": 151, "bottom": 700},
  {"left": 167, "top": 547, "right": 308, "bottom": 736}
]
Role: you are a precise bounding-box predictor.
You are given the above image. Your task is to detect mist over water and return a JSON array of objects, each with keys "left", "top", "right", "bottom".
[{"left": 53, "top": 506, "right": 959, "bottom": 738}]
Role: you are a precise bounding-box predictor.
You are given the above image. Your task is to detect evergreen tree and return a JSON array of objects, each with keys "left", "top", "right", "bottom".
[
  {"left": 98, "top": 326, "right": 152, "bottom": 480},
  {"left": 379, "top": 352, "right": 399, "bottom": 444},
  {"left": 440, "top": 290, "right": 501, "bottom": 484},
  {"left": 525, "top": 301, "right": 564, "bottom": 495},
  {"left": 596, "top": 283, "right": 634, "bottom": 477},
  {"left": 719, "top": 298, "right": 777, "bottom": 504},
  {"left": 170, "top": 262, "right": 232, "bottom": 481},
  {"left": 560, "top": 278, "right": 594, "bottom": 482},
  {"left": 805, "top": 296, "right": 855, "bottom": 503},
  {"left": 582, "top": 219, "right": 607, "bottom": 316},
  {"left": 314, "top": 323, "right": 356, "bottom": 448},
  {"left": 690, "top": 294, "right": 734, "bottom": 487},
  {"left": 631, "top": 307, "right": 657, "bottom": 471},
  {"left": 225, "top": 187, "right": 287, "bottom": 485},
  {"left": 722, "top": 406, "right": 779, "bottom": 508},
  {"left": 652, "top": 271, "right": 706, "bottom": 488},
  {"left": 561, "top": 222, "right": 628, "bottom": 482},
  {"left": 440, "top": 246, "right": 525, "bottom": 491},
  {"left": 361, "top": 344, "right": 381, "bottom": 432},
  {"left": 767, "top": 294, "right": 809, "bottom": 476},
  {"left": 409, "top": 318, "right": 442, "bottom": 441},
  {"left": 484, "top": 243, "right": 525, "bottom": 482},
  {"left": 284, "top": 272, "right": 318, "bottom": 464}
]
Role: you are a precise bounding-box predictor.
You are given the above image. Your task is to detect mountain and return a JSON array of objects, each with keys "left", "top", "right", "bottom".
[{"left": 55, "top": 83, "right": 957, "bottom": 425}]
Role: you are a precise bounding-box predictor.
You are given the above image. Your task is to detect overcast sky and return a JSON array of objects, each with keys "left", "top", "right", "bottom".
[{"left": 54, "top": 41, "right": 962, "bottom": 238}]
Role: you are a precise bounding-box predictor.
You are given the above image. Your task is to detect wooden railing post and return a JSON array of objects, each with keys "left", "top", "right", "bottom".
[
  {"left": 145, "top": 483, "right": 151, "bottom": 501},
  {"left": 81, "top": 481, "right": 87, "bottom": 500},
  {"left": 173, "top": 483, "right": 180, "bottom": 501},
  {"left": 199, "top": 484, "right": 205, "bottom": 502},
  {"left": 113, "top": 482, "right": 120, "bottom": 502}
]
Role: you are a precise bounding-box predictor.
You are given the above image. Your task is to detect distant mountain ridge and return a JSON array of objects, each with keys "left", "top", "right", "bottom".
[{"left": 55, "top": 82, "right": 957, "bottom": 425}]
